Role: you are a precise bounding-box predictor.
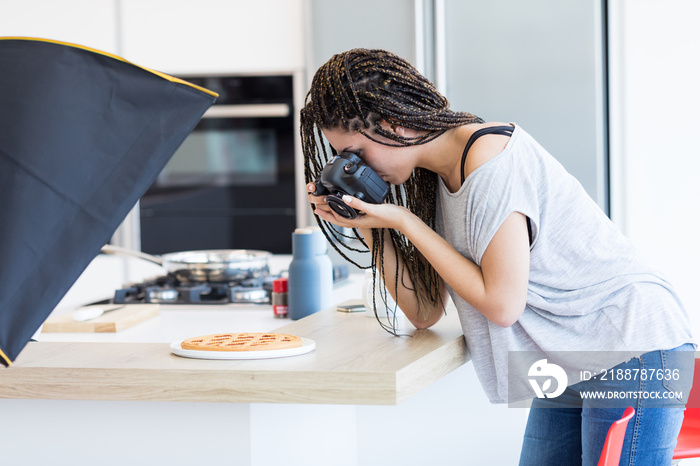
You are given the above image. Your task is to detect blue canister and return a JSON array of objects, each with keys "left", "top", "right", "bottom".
[
  {"left": 288, "top": 228, "right": 322, "bottom": 320},
  {"left": 308, "top": 226, "right": 334, "bottom": 311}
]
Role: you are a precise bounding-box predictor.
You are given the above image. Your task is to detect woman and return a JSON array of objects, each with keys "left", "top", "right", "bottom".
[{"left": 301, "top": 48, "right": 695, "bottom": 465}]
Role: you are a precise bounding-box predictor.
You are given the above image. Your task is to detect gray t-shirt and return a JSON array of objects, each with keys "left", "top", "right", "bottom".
[{"left": 435, "top": 123, "right": 695, "bottom": 404}]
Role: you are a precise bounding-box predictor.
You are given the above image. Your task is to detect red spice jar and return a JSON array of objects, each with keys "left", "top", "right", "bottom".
[{"left": 272, "top": 277, "right": 289, "bottom": 318}]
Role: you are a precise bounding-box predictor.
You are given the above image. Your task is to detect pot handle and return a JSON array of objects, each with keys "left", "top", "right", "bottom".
[{"left": 100, "top": 244, "right": 164, "bottom": 266}]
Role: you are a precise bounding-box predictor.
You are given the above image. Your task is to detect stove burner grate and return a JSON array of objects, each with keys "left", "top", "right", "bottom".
[{"left": 113, "top": 274, "right": 274, "bottom": 305}]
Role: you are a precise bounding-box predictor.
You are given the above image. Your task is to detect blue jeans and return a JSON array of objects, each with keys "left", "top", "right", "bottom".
[{"left": 519, "top": 344, "right": 695, "bottom": 466}]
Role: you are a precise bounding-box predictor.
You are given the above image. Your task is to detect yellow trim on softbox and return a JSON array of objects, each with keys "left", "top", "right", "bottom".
[
  {"left": 0, "top": 347, "right": 12, "bottom": 367},
  {"left": 0, "top": 37, "right": 218, "bottom": 98}
]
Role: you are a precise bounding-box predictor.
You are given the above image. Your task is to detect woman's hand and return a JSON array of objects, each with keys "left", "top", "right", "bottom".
[
  {"left": 307, "top": 182, "right": 445, "bottom": 329},
  {"left": 306, "top": 183, "right": 412, "bottom": 231}
]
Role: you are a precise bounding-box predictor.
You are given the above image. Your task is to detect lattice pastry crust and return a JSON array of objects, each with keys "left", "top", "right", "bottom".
[{"left": 180, "top": 332, "right": 302, "bottom": 352}]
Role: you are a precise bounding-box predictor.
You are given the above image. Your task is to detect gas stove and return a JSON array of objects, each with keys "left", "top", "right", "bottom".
[{"left": 112, "top": 274, "right": 278, "bottom": 305}]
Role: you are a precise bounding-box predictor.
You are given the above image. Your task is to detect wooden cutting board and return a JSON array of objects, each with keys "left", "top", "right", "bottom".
[{"left": 42, "top": 304, "right": 160, "bottom": 333}]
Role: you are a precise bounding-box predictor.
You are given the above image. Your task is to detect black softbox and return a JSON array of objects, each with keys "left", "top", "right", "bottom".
[{"left": 0, "top": 37, "right": 217, "bottom": 366}]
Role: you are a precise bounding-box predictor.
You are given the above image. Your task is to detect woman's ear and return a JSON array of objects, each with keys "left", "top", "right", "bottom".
[
  {"left": 376, "top": 119, "right": 427, "bottom": 141},
  {"left": 378, "top": 119, "right": 406, "bottom": 136}
]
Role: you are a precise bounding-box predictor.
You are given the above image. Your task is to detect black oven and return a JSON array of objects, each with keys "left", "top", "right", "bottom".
[{"left": 139, "top": 75, "right": 296, "bottom": 255}]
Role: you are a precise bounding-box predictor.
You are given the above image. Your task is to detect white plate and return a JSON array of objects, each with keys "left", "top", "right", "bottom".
[{"left": 170, "top": 337, "right": 316, "bottom": 360}]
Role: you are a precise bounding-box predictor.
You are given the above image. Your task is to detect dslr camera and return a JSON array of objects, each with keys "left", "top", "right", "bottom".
[{"left": 311, "top": 152, "right": 390, "bottom": 219}]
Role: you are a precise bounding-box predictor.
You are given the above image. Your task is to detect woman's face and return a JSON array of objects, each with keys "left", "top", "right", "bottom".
[{"left": 321, "top": 125, "right": 417, "bottom": 186}]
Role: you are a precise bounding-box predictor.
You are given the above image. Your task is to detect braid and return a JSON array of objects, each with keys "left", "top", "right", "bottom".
[{"left": 300, "top": 49, "right": 483, "bottom": 334}]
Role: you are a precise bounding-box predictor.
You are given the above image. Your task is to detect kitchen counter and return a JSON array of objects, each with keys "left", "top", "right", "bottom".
[
  {"left": 0, "top": 257, "right": 528, "bottom": 466},
  {"left": 1, "top": 253, "right": 468, "bottom": 406},
  {"left": 1, "top": 303, "right": 467, "bottom": 405}
]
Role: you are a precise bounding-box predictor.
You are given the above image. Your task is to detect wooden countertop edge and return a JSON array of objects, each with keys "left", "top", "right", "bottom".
[
  {"left": 396, "top": 334, "right": 469, "bottom": 404},
  {"left": 0, "top": 366, "right": 401, "bottom": 405},
  {"left": 1, "top": 309, "right": 469, "bottom": 405},
  {"left": 0, "top": 342, "right": 469, "bottom": 405}
]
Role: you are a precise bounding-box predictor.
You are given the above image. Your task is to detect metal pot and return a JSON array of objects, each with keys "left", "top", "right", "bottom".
[{"left": 100, "top": 245, "right": 271, "bottom": 283}]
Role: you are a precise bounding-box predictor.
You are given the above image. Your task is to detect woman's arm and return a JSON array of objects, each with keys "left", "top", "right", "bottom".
[
  {"left": 309, "top": 187, "right": 530, "bottom": 328},
  {"left": 397, "top": 208, "right": 530, "bottom": 327},
  {"left": 308, "top": 187, "right": 446, "bottom": 328},
  {"left": 357, "top": 226, "right": 448, "bottom": 329}
]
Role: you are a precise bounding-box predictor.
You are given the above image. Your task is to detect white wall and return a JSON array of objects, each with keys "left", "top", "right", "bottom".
[
  {"left": 609, "top": 0, "right": 700, "bottom": 338},
  {"left": 0, "top": 0, "right": 118, "bottom": 53},
  {"left": 119, "top": 0, "right": 304, "bottom": 75}
]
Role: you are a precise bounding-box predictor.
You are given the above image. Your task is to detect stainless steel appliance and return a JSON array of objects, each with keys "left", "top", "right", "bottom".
[
  {"left": 112, "top": 273, "right": 277, "bottom": 305},
  {"left": 100, "top": 244, "right": 277, "bottom": 305},
  {"left": 97, "top": 245, "right": 349, "bottom": 307},
  {"left": 139, "top": 75, "right": 296, "bottom": 255},
  {"left": 101, "top": 244, "right": 272, "bottom": 283}
]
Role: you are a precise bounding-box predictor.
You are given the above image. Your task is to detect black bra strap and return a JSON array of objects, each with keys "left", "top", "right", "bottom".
[
  {"left": 460, "top": 125, "right": 514, "bottom": 185},
  {"left": 459, "top": 125, "right": 532, "bottom": 246}
]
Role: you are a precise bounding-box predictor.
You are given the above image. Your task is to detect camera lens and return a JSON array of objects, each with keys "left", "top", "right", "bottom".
[{"left": 325, "top": 194, "right": 358, "bottom": 219}]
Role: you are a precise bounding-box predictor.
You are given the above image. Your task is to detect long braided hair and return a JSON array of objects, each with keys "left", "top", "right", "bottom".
[{"left": 300, "top": 49, "right": 483, "bottom": 333}]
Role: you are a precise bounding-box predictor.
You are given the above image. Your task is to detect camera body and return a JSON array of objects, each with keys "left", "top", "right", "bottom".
[{"left": 312, "top": 152, "right": 390, "bottom": 219}]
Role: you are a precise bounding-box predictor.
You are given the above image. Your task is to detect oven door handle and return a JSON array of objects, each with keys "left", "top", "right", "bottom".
[{"left": 201, "top": 104, "right": 290, "bottom": 119}]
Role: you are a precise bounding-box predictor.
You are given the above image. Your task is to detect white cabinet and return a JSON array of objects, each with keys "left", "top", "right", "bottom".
[
  {"left": 119, "top": 0, "right": 305, "bottom": 75},
  {"left": 1, "top": 0, "right": 305, "bottom": 74},
  {"left": 0, "top": 0, "right": 118, "bottom": 53}
]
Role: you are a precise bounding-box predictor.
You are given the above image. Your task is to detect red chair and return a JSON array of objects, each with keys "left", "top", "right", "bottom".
[
  {"left": 673, "top": 360, "right": 700, "bottom": 460},
  {"left": 598, "top": 406, "right": 635, "bottom": 466}
]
